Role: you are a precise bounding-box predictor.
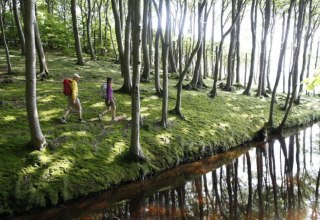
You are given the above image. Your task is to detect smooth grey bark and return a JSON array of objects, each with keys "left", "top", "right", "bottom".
[
  {"left": 210, "top": 2, "right": 242, "bottom": 97},
  {"left": 266, "top": 3, "right": 276, "bottom": 93},
  {"left": 296, "top": 0, "right": 318, "bottom": 103},
  {"left": 171, "top": 0, "right": 205, "bottom": 118},
  {"left": 277, "top": 0, "right": 307, "bottom": 133},
  {"left": 34, "top": 16, "right": 49, "bottom": 78},
  {"left": 153, "top": 0, "right": 163, "bottom": 96},
  {"left": 0, "top": 1, "right": 12, "bottom": 74},
  {"left": 71, "top": 0, "right": 84, "bottom": 65},
  {"left": 13, "top": 0, "right": 25, "bottom": 55},
  {"left": 86, "top": 0, "right": 96, "bottom": 60},
  {"left": 141, "top": 0, "right": 151, "bottom": 82},
  {"left": 256, "top": 0, "right": 271, "bottom": 97},
  {"left": 111, "top": 0, "right": 131, "bottom": 93},
  {"left": 24, "top": 0, "right": 46, "bottom": 150},
  {"left": 243, "top": 0, "right": 257, "bottom": 95},
  {"left": 120, "top": 3, "right": 132, "bottom": 93},
  {"left": 160, "top": 0, "right": 170, "bottom": 128},
  {"left": 225, "top": 0, "right": 237, "bottom": 91},
  {"left": 130, "top": 0, "right": 145, "bottom": 162},
  {"left": 185, "top": 1, "right": 209, "bottom": 90},
  {"left": 210, "top": 2, "right": 215, "bottom": 78},
  {"left": 98, "top": 0, "right": 103, "bottom": 45},
  {"left": 268, "top": 5, "right": 294, "bottom": 127}
]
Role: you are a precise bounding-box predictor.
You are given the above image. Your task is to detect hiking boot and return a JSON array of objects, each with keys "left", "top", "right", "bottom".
[
  {"left": 61, "top": 118, "right": 67, "bottom": 124},
  {"left": 79, "top": 119, "right": 86, "bottom": 123},
  {"left": 98, "top": 114, "right": 102, "bottom": 121}
]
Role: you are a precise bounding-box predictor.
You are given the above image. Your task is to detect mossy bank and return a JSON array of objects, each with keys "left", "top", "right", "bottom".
[{"left": 1, "top": 50, "right": 320, "bottom": 215}]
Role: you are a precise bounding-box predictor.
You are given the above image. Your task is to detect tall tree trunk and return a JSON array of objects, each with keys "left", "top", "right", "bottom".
[
  {"left": 141, "top": 0, "right": 151, "bottom": 82},
  {"left": 130, "top": 0, "right": 145, "bottom": 162},
  {"left": 98, "top": 0, "right": 103, "bottom": 46},
  {"left": 295, "top": 0, "right": 312, "bottom": 104},
  {"left": 12, "top": 0, "right": 25, "bottom": 55},
  {"left": 153, "top": 0, "right": 163, "bottom": 96},
  {"left": 268, "top": 6, "right": 293, "bottom": 127},
  {"left": 185, "top": 1, "right": 209, "bottom": 90},
  {"left": 120, "top": 4, "right": 132, "bottom": 93},
  {"left": 225, "top": 0, "right": 237, "bottom": 91},
  {"left": 256, "top": 0, "right": 271, "bottom": 97},
  {"left": 277, "top": 0, "right": 307, "bottom": 133},
  {"left": 160, "top": 0, "right": 170, "bottom": 128},
  {"left": 235, "top": 4, "right": 241, "bottom": 84},
  {"left": 0, "top": 1, "right": 12, "bottom": 74},
  {"left": 24, "top": 0, "right": 46, "bottom": 150},
  {"left": 171, "top": 0, "right": 205, "bottom": 118},
  {"left": 211, "top": 3, "right": 242, "bottom": 97},
  {"left": 210, "top": 2, "right": 215, "bottom": 78},
  {"left": 86, "top": 0, "right": 96, "bottom": 60},
  {"left": 71, "top": 0, "right": 84, "bottom": 65},
  {"left": 243, "top": 0, "right": 257, "bottom": 95}
]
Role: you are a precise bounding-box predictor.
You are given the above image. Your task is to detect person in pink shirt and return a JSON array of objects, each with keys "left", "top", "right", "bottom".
[{"left": 98, "top": 77, "right": 116, "bottom": 121}]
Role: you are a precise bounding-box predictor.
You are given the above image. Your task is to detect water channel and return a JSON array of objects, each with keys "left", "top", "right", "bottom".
[{"left": 13, "top": 123, "right": 320, "bottom": 220}]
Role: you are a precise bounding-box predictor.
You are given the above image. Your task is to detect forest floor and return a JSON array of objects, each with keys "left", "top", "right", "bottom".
[{"left": 1, "top": 49, "right": 320, "bottom": 215}]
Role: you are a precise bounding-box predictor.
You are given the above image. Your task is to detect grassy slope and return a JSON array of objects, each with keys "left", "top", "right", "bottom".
[{"left": 0, "top": 50, "right": 319, "bottom": 214}]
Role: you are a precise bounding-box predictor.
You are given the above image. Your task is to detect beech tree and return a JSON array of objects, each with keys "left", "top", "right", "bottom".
[
  {"left": 24, "top": 0, "right": 46, "bottom": 150},
  {"left": 111, "top": 0, "right": 132, "bottom": 93},
  {"left": 86, "top": 0, "right": 96, "bottom": 61},
  {"left": 256, "top": 0, "right": 271, "bottom": 97},
  {"left": 71, "top": 0, "right": 84, "bottom": 65},
  {"left": 160, "top": 0, "right": 170, "bottom": 128},
  {"left": 130, "top": 0, "right": 145, "bottom": 161},
  {"left": 277, "top": 0, "right": 308, "bottom": 133},
  {"left": 243, "top": 0, "right": 258, "bottom": 95},
  {"left": 12, "top": 0, "right": 25, "bottom": 55},
  {"left": 152, "top": 0, "right": 163, "bottom": 96},
  {"left": 34, "top": 4, "right": 49, "bottom": 78},
  {"left": 141, "top": 0, "right": 151, "bottom": 82},
  {"left": 0, "top": 0, "right": 12, "bottom": 74},
  {"left": 171, "top": 0, "right": 206, "bottom": 118}
]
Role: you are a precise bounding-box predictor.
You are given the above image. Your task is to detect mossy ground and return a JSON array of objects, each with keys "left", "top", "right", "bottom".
[{"left": 0, "top": 49, "right": 319, "bottom": 215}]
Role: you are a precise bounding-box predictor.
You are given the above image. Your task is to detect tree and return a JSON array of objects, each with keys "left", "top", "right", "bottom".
[
  {"left": 210, "top": 0, "right": 243, "bottom": 97},
  {"left": 256, "top": 0, "right": 271, "bottom": 97},
  {"left": 152, "top": 0, "right": 163, "bottom": 96},
  {"left": 34, "top": 4, "right": 49, "bottom": 78},
  {"left": 268, "top": 0, "right": 295, "bottom": 127},
  {"left": 276, "top": 0, "right": 307, "bottom": 133},
  {"left": 24, "top": 0, "right": 46, "bottom": 150},
  {"left": 171, "top": 0, "right": 205, "bottom": 118},
  {"left": 71, "top": 0, "right": 84, "bottom": 65},
  {"left": 86, "top": 0, "right": 96, "bottom": 61},
  {"left": 0, "top": 0, "right": 12, "bottom": 74},
  {"left": 243, "top": 0, "right": 258, "bottom": 95},
  {"left": 111, "top": 0, "right": 132, "bottom": 93},
  {"left": 130, "top": 0, "right": 145, "bottom": 161},
  {"left": 225, "top": 0, "right": 237, "bottom": 91},
  {"left": 12, "top": 0, "right": 25, "bottom": 55},
  {"left": 159, "top": 0, "right": 171, "bottom": 128},
  {"left": 141, "top": 0, "right": 151, "bottom": 82}
]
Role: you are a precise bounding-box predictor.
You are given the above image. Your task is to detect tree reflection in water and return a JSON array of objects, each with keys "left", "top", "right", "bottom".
[{"left": 102, "top": 124, "right": 320, "bottom": 220}]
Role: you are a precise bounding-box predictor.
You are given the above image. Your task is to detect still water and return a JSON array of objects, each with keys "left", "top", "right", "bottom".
[{"left": 15, "top": 123, "right": 320, "bottom": 220}]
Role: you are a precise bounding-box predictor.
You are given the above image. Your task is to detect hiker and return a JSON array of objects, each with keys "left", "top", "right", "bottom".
[
  {"left": 61, "top": 73, "right": 86, "bottom": 123},
  {"left": 99, "top": 77, "right": 116, "bottom": 121}
]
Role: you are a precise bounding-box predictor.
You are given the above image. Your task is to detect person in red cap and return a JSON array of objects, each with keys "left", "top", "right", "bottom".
[{"left": 61, "top": 73, "right": 86, "bottom": 123}]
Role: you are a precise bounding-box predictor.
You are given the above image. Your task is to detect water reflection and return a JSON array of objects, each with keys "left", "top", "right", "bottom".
[
  {"left": 14, "top": 124, "right": 320, "bottom": 220},
  {"left": 101, "top": 124, "right": 319, "bottom": 220}
]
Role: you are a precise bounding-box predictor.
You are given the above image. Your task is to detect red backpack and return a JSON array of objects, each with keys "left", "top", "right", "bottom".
[{"left": 63, "top": 79, "right": 72, "bottom": 96}]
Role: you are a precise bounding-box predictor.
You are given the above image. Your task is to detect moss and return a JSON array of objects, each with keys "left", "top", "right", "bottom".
[{"left": 1, "top": 49, "right": 320, "bottom": 214}]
